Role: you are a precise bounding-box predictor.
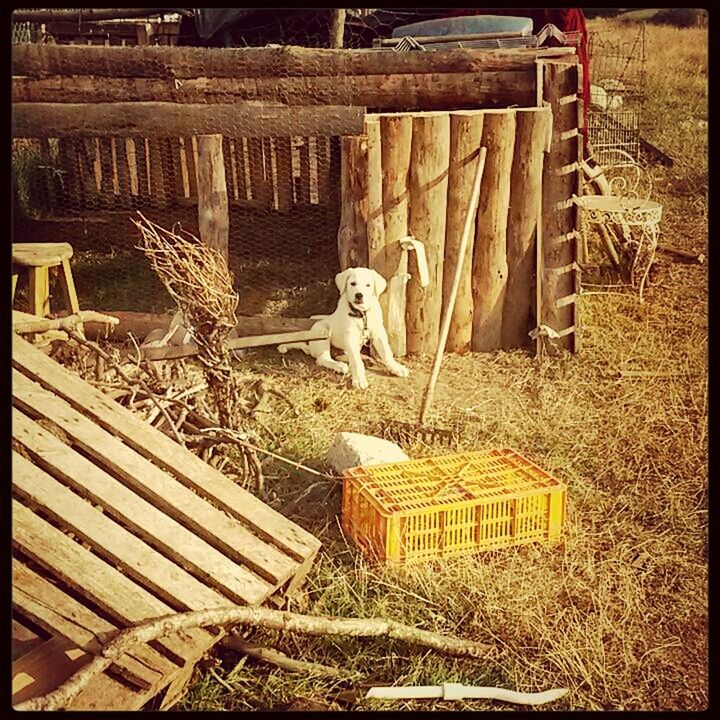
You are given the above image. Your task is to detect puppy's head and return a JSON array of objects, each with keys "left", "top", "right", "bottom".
[{"left": 335, "top": 267, "right": 387, "bottom": 312}]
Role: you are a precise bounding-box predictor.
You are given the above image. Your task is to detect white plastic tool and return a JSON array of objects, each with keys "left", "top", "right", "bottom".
[{"left": 365, "top": 683, "right": 568, "bottom": 706}]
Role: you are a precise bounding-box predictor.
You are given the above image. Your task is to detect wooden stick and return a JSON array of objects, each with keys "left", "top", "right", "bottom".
[
  {"left": 16, "top": 605, "right": 491, "bottom": 711},
  {"left": 656, "top": 244, "right": 705, "bottom": 264},
  {"left": 12, "top": 310, "right": 119, "bottom": 334},
  {"left": 419, "top": 147, "right": 487, "bottom": 425},
  {"left": 223, "top": 636, "right": 345, "bottom": 677},
  {"left": 142, "top": 328, "right": 330, "bottom": 361}
]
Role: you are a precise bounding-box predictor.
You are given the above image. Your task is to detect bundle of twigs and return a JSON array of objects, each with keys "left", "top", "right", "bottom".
[
  {"left": 132, "top": 212, "right": 241, "bottom": 430},
  {"left": 131, "top": 212, "right": 262, "bottom": 487}
]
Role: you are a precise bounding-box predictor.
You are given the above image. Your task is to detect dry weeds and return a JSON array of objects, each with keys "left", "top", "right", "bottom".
[{"left": 176, "top": 19, "right": 707, "bottom": 713}]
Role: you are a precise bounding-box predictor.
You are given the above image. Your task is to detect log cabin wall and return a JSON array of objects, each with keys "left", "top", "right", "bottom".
[{"left": 12, "top": 44, "right": 580, "bottom": 346}]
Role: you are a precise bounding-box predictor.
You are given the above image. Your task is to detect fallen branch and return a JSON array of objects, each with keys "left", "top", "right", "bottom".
[
  {"left": 66, "top": 330, "right": 185, "bottom": 447},
  {"left": 656, "top": 243, "right": 705, "bottom": 264},
  {"left": 197, "top": 427, "right": 341, "bottom": 481},
  {"left": 13, "top": 310, "right": 119, "bottom": 334},
  {"left": 222, "top": 636, "right": 346, "bottom": 678},
  {"left": 16, "top": 605, "right": 492, "bottom": 712}
]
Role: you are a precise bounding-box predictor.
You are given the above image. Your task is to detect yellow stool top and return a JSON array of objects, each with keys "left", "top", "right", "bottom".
[{"left": 12, "top": 242, "right": 74, "bottom": 268}]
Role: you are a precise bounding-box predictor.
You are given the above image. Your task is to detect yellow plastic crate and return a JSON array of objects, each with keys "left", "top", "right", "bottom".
[{"left": 341, "top": 448, "right": 567, "bottom": 563}]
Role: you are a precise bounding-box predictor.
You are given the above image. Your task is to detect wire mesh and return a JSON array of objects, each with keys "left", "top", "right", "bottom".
[
  {"left": 11, "top": 8, "right": 584, "bottom": 321},
  {"left": 587, "top": 23, "right": 646, "bottom": 162}
]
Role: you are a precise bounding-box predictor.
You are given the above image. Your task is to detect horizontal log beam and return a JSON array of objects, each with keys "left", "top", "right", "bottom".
[
  {"left": 12, "top": 70, "right": 535, "bottom": 109},
  {"left": 12, "top": 102, "right": 365, "bottom": 138},
  {"left": 11, "top": 8, "right": 187, "bottom": 22},
  {"left": 12, "top": 43, "right": 575, "bottom": 80}
]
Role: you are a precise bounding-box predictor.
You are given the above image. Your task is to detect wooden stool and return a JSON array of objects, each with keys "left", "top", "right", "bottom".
[{"left": 12, "top": 243, "right": 82, "bottom": 332}]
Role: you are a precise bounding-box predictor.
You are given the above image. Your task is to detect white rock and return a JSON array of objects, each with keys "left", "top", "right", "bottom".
[{"left": 327, "top": 432, "right": 409, "bottom": 474}]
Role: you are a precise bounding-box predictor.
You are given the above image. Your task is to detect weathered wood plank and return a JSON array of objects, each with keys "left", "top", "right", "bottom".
[
  {"left": 11, "top": 378, "right": 294, "bottom": 596},
  {"left": 13, "top": 451, "right": 233, "bottom": 611},
  {"left": 12, "top": 618, "right": 45, "bottom": 661},
  {"left": 13, "top": 102, "right": 366, "bottom": 138},
  {"left": 12, "top": 335, "right": 321, "bottom": 564},
  {"left": 13, "top": 559, "right": 173, "bottom": 689},
  {"left": 12, "top": 499, "right": 209, "bottom": 667},
  {"left": 12, "top": 636, "right": 91, "bottom": 706}
]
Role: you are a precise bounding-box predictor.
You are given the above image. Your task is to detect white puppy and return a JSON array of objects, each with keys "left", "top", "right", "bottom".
[{"left": 278, "top": 267, "right": 410, "bottom": 390}]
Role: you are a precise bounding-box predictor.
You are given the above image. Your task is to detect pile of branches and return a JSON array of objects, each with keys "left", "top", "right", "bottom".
[{"left": 132, "top": 212, "right": 242, "bottom": 430}]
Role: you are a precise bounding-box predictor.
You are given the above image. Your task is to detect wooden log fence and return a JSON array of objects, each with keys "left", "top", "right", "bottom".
[{"left": 340, "top": 106, "right": 559, "bottom": 356}]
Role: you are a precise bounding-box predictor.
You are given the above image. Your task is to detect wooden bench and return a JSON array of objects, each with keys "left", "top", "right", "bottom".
[{"left": 11, "top": 334, "right": 321, "bottom": 710}]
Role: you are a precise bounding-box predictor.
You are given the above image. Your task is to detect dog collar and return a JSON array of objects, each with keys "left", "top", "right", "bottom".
[{"left": 348, "top": 305, "right": 371, "bottom": 345}]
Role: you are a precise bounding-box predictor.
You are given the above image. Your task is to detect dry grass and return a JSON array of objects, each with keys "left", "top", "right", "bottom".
[{"left": 178, "top": 19, "right": 707, "bottom": 712}]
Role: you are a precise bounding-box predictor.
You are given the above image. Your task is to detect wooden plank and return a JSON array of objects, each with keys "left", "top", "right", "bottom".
[
  {"left": 275, "top": 137, "right": 294, "bottom": 212},
  {"left": 142, "top": 327, "right": 331, "bottom": 361},
  {"left": 148, "top": 138, "right": 167, "bottom": 208},
  {"left": 169, "top": 137, "right": 185, "bottom": 200},
  {"left": 11, "top": 377, "right": 295, "bottom": 595},
  {"left": 12, "top": 43, "right": 567, "bottom": 79},
  {"left": 160, "top": 138, "right": 178, "bottom": 206},
  {"left": 12, "top": 499, "right": 211, "bottom": 666},
  {"left": 222, "top": 136, "right": 236, "bottom": 201},
  {"left": 12, "top": 618, "right": 45, "bottom": 661},
  {"left": 13, "top": 103, "right": 366, "bottom": 138},
  {"left": 12, "top": 335, "right": 321, "bottom": 564},
  {"left": 541, "top": 60, "right": 580, "bottom": 352},
  {"left": 316, "top": 136, "right": 330, "bottom": 206},
  {"left": 297, "top": 137, "right": 311, "bottom": 205},
  {"left": 56, "top": 138, "right": 82, "bottom": 208},
  {"left": 13, "top": 451, "right": 233, "bottom": 612},
  {"left": 98, "top": 137, "right": 115, "bottom": 208},
  {"left": 115, "top": 137, "right": 133, "bottom": 202},
  {"left": 13, "top": 559, "right": 172, "bottom": 689},
  {"left": 247, "top": 137, "right": 269, "bottom": 207},
  {"left": 183, "top": 136, "right": 198, "bottom": 198},
  {"left": 13, "top": 636, "right": 91, "bottom": 706},
  {"left": 133, "top": 137, "right": 150, "bottom": 199}
]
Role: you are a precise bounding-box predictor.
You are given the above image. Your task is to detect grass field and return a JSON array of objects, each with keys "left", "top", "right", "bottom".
[{"left": 171, "top": 19, "right": 707, "bottom": 712}]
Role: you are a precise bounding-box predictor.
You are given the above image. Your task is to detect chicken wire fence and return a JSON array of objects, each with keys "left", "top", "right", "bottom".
[{"left": 12, "top": 8, "right": 584, "bottom": 319}]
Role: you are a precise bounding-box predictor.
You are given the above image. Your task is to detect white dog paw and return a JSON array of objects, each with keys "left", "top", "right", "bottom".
[
  {"left": 335, "top": 362, "right": 349, "bottom": 375},
  {"left": 352, "top": 376, "right": 369, "bottom": 390},
  {"left": 391, "top": 363, "right": 410, "bottom": 378},
  {"left": 277, "top": 344, "right": 287, "bottom": 354}
]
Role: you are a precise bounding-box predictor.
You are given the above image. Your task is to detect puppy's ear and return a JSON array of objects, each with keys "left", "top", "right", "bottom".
[
  {"left": 335, "top": 268, "right": 352, "bottom": 296},
  {"left": 372, "top": 270, "right": 388, "bottom": 297}
]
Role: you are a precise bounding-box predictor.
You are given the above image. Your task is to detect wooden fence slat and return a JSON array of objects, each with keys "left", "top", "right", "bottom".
[
  {"left": 298, "top": 137, "right": 311, "bottom": 205},
  {"left": 275, "top": 137, "right": 293, "bottom": 213},
  {"left": 114, "top": 137, "right": 133, "bottom": 207},
  {"left": 133, "top": 137, "right": 150, "bottom": 200},
  {"left": 56, "top": 138, "right": 82, "bottom": 209},
  {"left": 182, "top": 136, "right": 197, "bottom": 198},
  {"left": 12, "top": 370, "right": 295, "bottom": 594},
  {"left": 247, "top": 138, "right": 269, "bottom": 208},
  {"left": 221, "top": 136, "right": 236, "bottom": 201},
  {"left": 148, "top": 138, "right": 167, "bottom": 208},
  {"left": 98, "top": 137, "right": 115, "bottom": 208}
]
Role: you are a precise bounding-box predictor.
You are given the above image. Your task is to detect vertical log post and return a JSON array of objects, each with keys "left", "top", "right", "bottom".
[
  {"left": 502, "top": 107, "right": 552, "bottom": 349},
  {"left": 444, "top": 111, "right": 484, "bottom": 354},
  {"left": 329, "top": 9, "right": 346, "bottom": 48},
  {"left": 337, "top": 135, "right": 369, "bottom": 270},
  {"left": 196, "top": 134, "right": 229, "bottom": 263},
  {"left": 472, "top": 110, "right": 516, "bottom": 352},
  {"left": 541, "top": 60, "right": 581, "bottom": 353},
  {"left": 380, "top": 114, "right": 412, "bottom": 356},
  {"left": 365, "top": 118, "right": 387, "bottom": 315},
  {"left": 407, "top": 112, "right": 450, "bottom": 355}
]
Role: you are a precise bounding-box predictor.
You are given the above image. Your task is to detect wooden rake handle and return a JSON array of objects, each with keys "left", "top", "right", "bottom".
[{"left": 419, "top": 146, "right": 487, "bottom": 425}]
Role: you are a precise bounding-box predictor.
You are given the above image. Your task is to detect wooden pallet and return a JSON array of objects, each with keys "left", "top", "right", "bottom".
[{"left": 11, "top": 334, "right": 321, "bottom": 710}]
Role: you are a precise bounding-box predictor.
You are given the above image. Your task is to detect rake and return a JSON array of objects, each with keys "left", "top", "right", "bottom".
[{"left": 384, "top": 146, "right": 488, "bottom": 448}]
